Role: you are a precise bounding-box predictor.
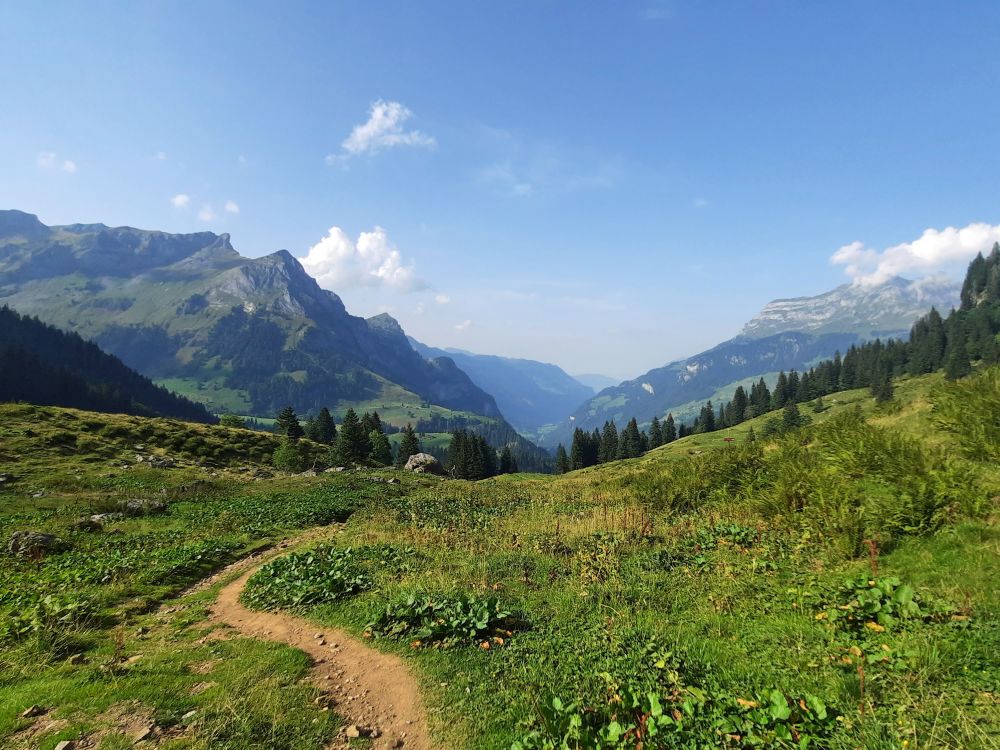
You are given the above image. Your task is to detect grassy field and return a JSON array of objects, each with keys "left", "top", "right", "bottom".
[{"left": 1, "top": 369, "right": 998, "bottom": 749}]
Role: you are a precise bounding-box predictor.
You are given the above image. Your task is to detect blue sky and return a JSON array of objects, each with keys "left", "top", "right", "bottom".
[{"left": 3, "top": 1, "right": 1000, "bottom": 379}]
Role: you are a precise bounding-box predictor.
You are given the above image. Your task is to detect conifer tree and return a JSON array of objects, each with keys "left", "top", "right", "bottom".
[
  {"left": 306, "top": 407, "right": 337, "bottom": 444},
  {"left": 335, "top": 408, "right": 367, "bottom": 464},
  {"left": 664, "top": 413, "right": 677, "bottom": 443},
  {"left": 746, "top": 426, "right": 756, "bottom": 443},
  {"left": 276, "top": 406, "right": 304, "bottom": 441},
  {"left": 782, "top": 401, "right": 803, "bottom": 431},
  {"left": 555, "top": 443, "right": 570, "bottom": 474},
  {"left": 499, "top": 445, "right": 515, "bottom": 474},
  {"left": 649, "top": 416, "right": 663, "bottom": 448},
  {"left": 944, "top": 325, "right": 972, "bottom": 380},
  {"left": 871, "top": 367, "right": 894, "bottom": 403},
  {"left": 599, "top": 421, "right": 619, "bottom": 463},
  {"left": 395, "top": 423, "right": 421, "bottom": 467},
  {"left": 618, "top": 418, "right": 643, "bottom": 458},
  {"left": 369, "top": 430, "right": 393, "bottom": 466}
]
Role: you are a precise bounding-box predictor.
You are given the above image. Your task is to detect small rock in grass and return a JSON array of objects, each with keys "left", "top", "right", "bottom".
[
  {"left": 54, "top": 742, "right": 75, "bottom": 750},
  {"left": 20, "top": 705, "right": 45, "bottom": 718}
]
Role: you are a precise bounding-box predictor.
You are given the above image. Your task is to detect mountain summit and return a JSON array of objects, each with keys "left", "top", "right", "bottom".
[{"left": 741, "top": 276, "right": 960, "bottom": 339}]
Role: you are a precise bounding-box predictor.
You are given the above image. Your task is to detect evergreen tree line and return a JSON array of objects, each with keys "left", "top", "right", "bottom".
[
  {"left": 0, "top": 306, "right": 215, "bottom": 423},
  {"left": 446, "top": 429, "right": 520, "bottom": 480},
  {"left": 271, "top": 405, "right": 423, "bottom": 471},
  {"left": 417, "top": 414, "right": 552, "bottom": 473},
  {"left": 557, "top": 413, "right": 679, "bottom": 472},
  {"left": 555, "top": 245, "right": 1000, "bottom": 473}
]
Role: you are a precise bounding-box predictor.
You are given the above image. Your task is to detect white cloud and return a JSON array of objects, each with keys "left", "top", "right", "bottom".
[
  {"left": 326, "top": 100, "right": 435, "bottom": 163},
  {"left": 434, "top": 293, "right": 451, "bottom": 305},
  {"left": 224, "top": 200, "right": 240, "bottom": 214},
  {"left": 831, "top": 222, "right": 1000, "bottom": 286},
  {"left": 170, "top": 193, "right": 191, "bottom": 208},
  {"left": 198, "top": 204, "right": 215, "bottom": 222},
  {"left": 37, "top": 151, "right": 76, "bottom": 173},
  {"left": 299, "top": 225, "right": 425, "bottom": 292},
  {"left": 454, "top": 319, "right": 472, "bottom": 331}
]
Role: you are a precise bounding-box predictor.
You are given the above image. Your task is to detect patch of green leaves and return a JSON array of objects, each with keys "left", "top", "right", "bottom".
[
  {"left": 366, "top": 593, "right": 520, "bottom": 648},
  {"left": 242, "top": 546, "right": 370, "bottom": 610}
]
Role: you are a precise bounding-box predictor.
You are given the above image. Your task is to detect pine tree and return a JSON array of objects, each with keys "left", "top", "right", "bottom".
[
  {"left": 782, "top": 401, "right": 803, "bottom": 431},
  {"left": 276, "top": 406, "right": 304, "bottom": 441},
  {"left": 361, "top": 411, "right": 383, "bottom": 436},
  {"left": 746, "top": 426, "right": 756, "bottom": 443},
  {"left": 313, "top": 407, "right": 337, "bottom": 445},
  {"left": 599, "top": 421, "right": 619, "bottom": 463},
  {"left": 772, "top": 372, "right": 789, "bottom": 409},
  {"left": 335, "top": 408, "right": 367, "bottom": 464},
  {"left": 664, "top": 413, "right": 677, "bottom": 443},
  {"left": 944, "top": 328, "right": 972, "bottom": 380},
  {"left": 369, "top": 430, "right": 393, "bottom": 465},
  {"left": 555, "top": 444, "right": 570, "bottom": 474},
  {"left": 730, "top": 386, "right": 749, "bottom": 424},
  {"left": 697, "top": 401, "right": 716, "bottom": 433},
  {"left": 649, "top": 416, "right": 663, "bottom": 448},
  {"left": 395, "top": 423, "right": 421, "bottom": 467},
  {"left": 499, "top": 445, "right": 515, "bottom": 474},
  {"left": 618, "top": 418, "right": 643, "bottom": 458},
  {"left": 870, "top": 367, "right": 894, "bottom": 403}
]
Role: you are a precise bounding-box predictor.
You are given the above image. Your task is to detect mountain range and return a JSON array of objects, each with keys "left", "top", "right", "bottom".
[
  {"left": 407, "top": 339, "right": 594, "bottom": 435},
  {"left": 0, "top": 210, "right": 501, "bottom": 422},
  {"left": 0, "top": 209, "right": 964, "bottom": 459},
  {"left": 539, "top": 275, "right": 960, "bottom": 447}
]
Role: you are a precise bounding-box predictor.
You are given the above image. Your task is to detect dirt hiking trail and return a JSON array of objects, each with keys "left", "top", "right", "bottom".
[{"left": 206, "top": 535, "right": 432, "bottom": 750}]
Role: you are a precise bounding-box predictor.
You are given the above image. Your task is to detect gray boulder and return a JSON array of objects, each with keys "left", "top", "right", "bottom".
[
  {"left": 9, "top": 531, "right": 67, "bottom": 557},
  {"left": 403, "top": 453, "right": 444, "bottom": 475},
  {"left": 117, "top": 498, "right": 167, "bottom": 516}
]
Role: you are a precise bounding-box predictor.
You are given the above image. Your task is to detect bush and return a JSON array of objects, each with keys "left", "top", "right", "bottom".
[
  {"left": 241, "top": 546, "right": 369, "bottom": 610},
  {"left": 272, "top": 439, "right": 308, "bottom": 472},
  {"left": 366, "top": 592, "right": 519, "bottom": 648}
]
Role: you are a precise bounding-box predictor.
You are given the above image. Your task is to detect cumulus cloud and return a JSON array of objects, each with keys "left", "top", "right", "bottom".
[
  {"left": 434, "top": 293, "right": 451, "bottom": 305},
  {"left": 37, "top": 151, "right": 76, "bottom": 173},
  {"left": 197, "top": 204, "right": 215, "bottom": 222},
  {"left": 299, "top": 226, "right": 425, "bottom": 292},
  {"left": 170, "top": 193, "right": 191, "bottom": 208},
  {"left": 454, "top": 319, "right": 472, "bottom": 331},
  {"left": 326, "top": 100, "right": 435, "bottom": 163},
  {"left": 224, "top": 200, "right": 240, "bottom": 214},
  {"left": 832, "top": 222, "right": 1000, "bottom": 286}
]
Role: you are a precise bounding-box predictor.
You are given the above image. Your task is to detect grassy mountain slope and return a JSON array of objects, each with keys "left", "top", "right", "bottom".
[{"left": 2, "top": 368, "right": 996, "bottom": 749}]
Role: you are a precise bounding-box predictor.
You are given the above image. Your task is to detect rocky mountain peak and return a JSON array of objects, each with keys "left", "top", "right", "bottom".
[{"left": 740, "top": 276, "right": 960, "bottom": 340}]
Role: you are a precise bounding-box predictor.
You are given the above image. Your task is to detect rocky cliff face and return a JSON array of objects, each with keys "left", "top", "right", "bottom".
[{"left": 741, "top": 277, "right": 959, "bottom": 339}]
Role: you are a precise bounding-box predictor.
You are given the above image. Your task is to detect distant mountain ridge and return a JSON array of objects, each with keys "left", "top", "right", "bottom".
[
  {"left": 408, "top": 338, "right": 595, "bottom": 434},
  {"left": 0, "top": 210, "right": 502, "bottom": 421},
  {"left": 541, "top": 275, "right": 960, "bottom": 447},
  {"left": 741, "top": 276, "right": 959, "bottom": 339}
]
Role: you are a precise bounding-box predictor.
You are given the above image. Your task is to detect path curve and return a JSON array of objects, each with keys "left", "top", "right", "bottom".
[{"left": 207, "top": 540, "right": 432, "bottom": 750}]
